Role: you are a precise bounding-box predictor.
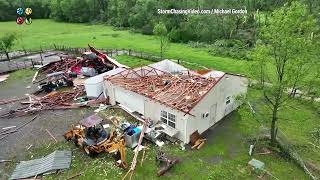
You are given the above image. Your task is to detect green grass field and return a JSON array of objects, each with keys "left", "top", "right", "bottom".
[
  {"left": 0, "top": 19, "right": 249, "bottom": 74},
  {"left": 1, "top": 19, "right": 319, "bottom": 179},
  {"left": 2, "top": 107, "right": 310, "bottom": 180}
]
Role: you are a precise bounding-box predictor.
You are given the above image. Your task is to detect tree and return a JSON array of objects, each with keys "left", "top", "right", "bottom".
[
  {"left": 153, "top": 22, "right": 169, "bottom": 60},
  {"left": 251, "top": 2, "right": 319, "bottom": 146},
  {"left": 0, "top": 33, "right": 17, "bottom": 61}
]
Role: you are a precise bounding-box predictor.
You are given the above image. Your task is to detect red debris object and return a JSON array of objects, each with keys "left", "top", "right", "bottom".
[{"left": 39, "top": 45, "right": 119, "bottom": 76}]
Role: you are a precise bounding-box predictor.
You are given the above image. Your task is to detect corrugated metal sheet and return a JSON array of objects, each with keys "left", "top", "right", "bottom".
[{"left": 10, "top": 150, "right": 71, "bottom": 180}]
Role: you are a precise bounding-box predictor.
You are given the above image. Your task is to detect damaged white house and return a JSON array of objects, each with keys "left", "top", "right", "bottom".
[{"left": 103, "top": 60, "right": 248, "bottom": 144}]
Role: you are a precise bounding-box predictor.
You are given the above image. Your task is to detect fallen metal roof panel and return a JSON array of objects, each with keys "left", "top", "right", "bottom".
[{"left": 10, "top": 150, "right": 71, "bottom": 180}]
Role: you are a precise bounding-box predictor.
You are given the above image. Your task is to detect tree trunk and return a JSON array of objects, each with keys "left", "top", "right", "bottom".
[
  {"left": 5, "top": 51, "right": 10, "bottom": 61},
  {"left": 271, "top": 101, "right": 279, "bottom": 146},
  {"left": 270, "top": 110, "right": 277, "bottom": 146}
]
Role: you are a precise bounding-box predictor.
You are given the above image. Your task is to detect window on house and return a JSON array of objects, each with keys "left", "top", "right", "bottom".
[
  {"left": 226, "top": 96, "right": 231, "bottom": 105},
  {"left": 202, "top": 112, "right": 209, "bottom": 118},
  {"left": 160, "top": 110, "right": 176, "bottom": 128}
]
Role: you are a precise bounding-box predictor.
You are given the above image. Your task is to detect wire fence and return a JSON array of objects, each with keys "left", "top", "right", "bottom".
[{"left": 0, "top": 44, "right": 208, "bottom": 74}]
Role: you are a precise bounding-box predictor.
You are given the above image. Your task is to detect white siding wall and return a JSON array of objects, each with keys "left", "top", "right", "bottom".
[
  {"left": 187, "top": 74, "right": 248, "bottom": 143},
  {"left": 144, "top": 100, "right": 189, "bottom": 143},
  {"left": 104, "top": 81, "right": 146, "bottom": 114}
]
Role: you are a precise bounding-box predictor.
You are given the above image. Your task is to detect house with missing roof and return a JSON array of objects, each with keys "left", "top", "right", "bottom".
[{"left": 103, "top": 60, "right": 248, "bottom": 144}]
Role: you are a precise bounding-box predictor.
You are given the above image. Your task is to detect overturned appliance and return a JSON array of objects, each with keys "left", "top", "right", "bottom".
[{"left": 122, "top": 124, "right": 142, "bottom": 148}]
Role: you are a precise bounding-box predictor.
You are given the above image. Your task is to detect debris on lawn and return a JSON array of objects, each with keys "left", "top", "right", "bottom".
[
  {"left": 122, "top": 119, "right": 149, "bottom": 180},
  {"left": 1, "top": 126, "right": 16, "bottom": 130},
  {"left": 36, "top": 71, "right": 74, "bottom": 93},
  {"left": 0, "top": 115, "right": 38, "bottom": 141},
  {"left": 124, "top": 124, "right": 142, "bottom": 148},
  {"left": 249, "top": 144, "right": 254, "bottom": 156},
  {"left": 31, "top": 71, "right": 39, "bottom": 83},
  {"left": 248, "top": 159, "right": 280, "bottom": 180},
  {"left": 248, "top": 158, "right": 265, "bottom": 171},
  {"left": 156, "top": 150, "right": 180, "bottom": 177},
  {"left": 26, "top": 144, "right": 33, "bottom": 150},
  {"left": 0, "top": 96, "right": 28, "bottom": 105},
  {"left": 37, "top": 45, "right": 126, "bottom": 79},
  {"left": 0, "top": 87, "right": 85, "bottom": 118},
  {"left": 10, "top": 150, "right": 72, "bottom": 180},
  {"left": 64, "top": 114, "right": 128, "bottom": 168},
  {"left": 45, "top": 129, "right": 58, "bottom": 143},
  {"left": 0, "top": 74, "right": 9, "bottom": 83},
  {"left": 190, "top": 130, "right": 206, "bottom": 150}
]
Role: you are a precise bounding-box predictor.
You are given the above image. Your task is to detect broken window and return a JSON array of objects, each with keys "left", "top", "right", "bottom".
[{"left": 161, "top": 110, "right": 176, "bottom": 128}]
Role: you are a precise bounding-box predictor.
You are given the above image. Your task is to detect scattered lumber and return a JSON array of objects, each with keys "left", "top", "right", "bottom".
[
  {"left": 190, "top": 130, "right": 206, "bottom": 150},
  {"left": 46, "top": 129, "right": 58, "bottom": 143},
  {"left": 0, "top": 97, "right": 28, "bottom": 105},
  {"left": 0, "top": 86, "right": 85, "bottom": 118},
  {"left": 0, "top": 115, "right": 38, "bottom": 141},
  {"left": 32, "top": 71, "right": 39, "bottom": 83}
]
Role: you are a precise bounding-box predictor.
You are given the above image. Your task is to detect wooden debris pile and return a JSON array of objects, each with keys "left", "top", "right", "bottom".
[
  {"left": 39, "top": 57, "right": 79, "bottom": 74},
  {"left": 190, "top": 130, "right": 206, "bottom": 150},
  {"left": 0, "top": 86, "right": 85, "bottom": 118}
]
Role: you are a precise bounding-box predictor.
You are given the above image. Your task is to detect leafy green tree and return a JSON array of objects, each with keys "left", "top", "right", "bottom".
[
  {"left": 153, "top": 22, "right": 169, "bottom": 60},
  {"left": 251, "top": 2, "right": 319, "bottom": 145},
  {"left": 0, "top": 0, "right": 15, "bottom": 21},
  {"left": 60, "top": 0, "right": 90, "bottom": 23},
  {"left": 49, "top": 0, "right": 66, "bottom": 21},
  {"left": 0, "top": 33, "right": 17, "bottom": 61}
]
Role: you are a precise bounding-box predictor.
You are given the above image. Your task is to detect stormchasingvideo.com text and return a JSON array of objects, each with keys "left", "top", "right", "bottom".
[{"left": 157, "top": 8, "right": 247, "bottom": 15}]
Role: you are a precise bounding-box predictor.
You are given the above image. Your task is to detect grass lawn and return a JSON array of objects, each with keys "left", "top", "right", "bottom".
[
  {"left": 0, "top": 19, "right": 249, "bottom": 75},
  {"left": 114, "top": 55, "right": 154, "bottom": 68},
  {"left": 2, "top": 106, "right": 310, "bottom": 180}
]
